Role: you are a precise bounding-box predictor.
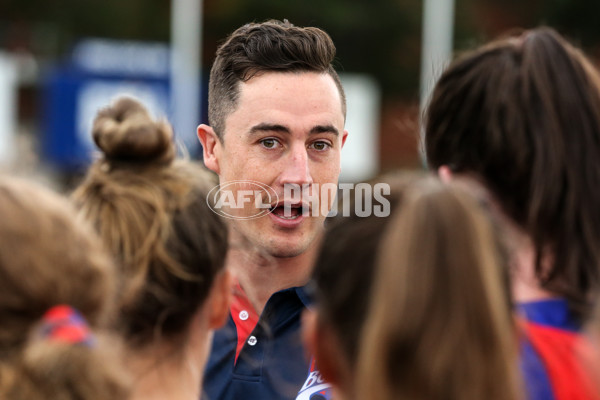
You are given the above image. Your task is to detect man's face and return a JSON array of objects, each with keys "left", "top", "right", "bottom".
[{"left": 206, "top": 71, "right": 347, "bottom": 258}]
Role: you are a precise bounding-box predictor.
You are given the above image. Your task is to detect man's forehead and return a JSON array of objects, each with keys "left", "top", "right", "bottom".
[
  {"left": 219, "top": 71, "right": 345, "bottom": 139},
  {"left": 239, "top": 71, "right": 341, "bottom": 101}
]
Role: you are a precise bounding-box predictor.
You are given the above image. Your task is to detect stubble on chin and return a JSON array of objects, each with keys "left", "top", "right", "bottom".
[{"left": 229, "top": 216, "right": 325, "bottom": 261}]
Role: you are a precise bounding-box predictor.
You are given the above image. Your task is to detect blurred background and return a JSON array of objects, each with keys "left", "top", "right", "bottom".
[{"left": 1, "top": 0, "right": 599, "bottom": 189}]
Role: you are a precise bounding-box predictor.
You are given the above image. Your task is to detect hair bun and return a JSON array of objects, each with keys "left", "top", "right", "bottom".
[{"left": 92, "top": 97, "right": 175, "bottom": 164}]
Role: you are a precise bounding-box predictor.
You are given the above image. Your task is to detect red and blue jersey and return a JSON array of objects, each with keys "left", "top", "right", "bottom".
[
  {"left": 518, "top": 299, "right": 599, "bottom": 400},
  {"left": 202, "top": 282, "right": 312, "bottom": 400}
]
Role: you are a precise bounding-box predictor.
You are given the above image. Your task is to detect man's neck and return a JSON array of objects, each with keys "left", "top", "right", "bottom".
[{"left": 227, "top": 242, "right": 319, "bottom": 315}]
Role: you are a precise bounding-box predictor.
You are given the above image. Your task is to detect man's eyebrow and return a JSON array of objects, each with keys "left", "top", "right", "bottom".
[
  {"left": 310, "top": 125, "right": 339, "bottom": 136},
  {"left": 249, "top": 123, "right": 290, "bottom": 135},
  {"left": 248, "top": 123, "right": 339, "bottom": 136}
]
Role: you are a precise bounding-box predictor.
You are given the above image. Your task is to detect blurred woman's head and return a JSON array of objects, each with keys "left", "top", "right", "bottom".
[
  {"left": 357, "top": 177, "right": 520, "bottom": 400},
  {"left": 425, "top": 27, "right": 600, "bottom": 317},
  {"left": 0, "top": 177, "right": 128, "bottom": 400},
  {"left": 307, "top": 175, "right": 520, "bottom": 400},
  {"left": 304, "top": 173, "right": 419, "bottom": 396},
  {"left": 72, "top": 97, "right": 230, "bottom": 397}
]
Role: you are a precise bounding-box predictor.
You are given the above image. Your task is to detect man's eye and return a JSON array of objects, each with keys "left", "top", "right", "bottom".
[
  {"left": 310, "top": 141, "right": 330, "bottom": 151},
  {"left": 260, "top": 138, "right": 278, "bottom": 149}
]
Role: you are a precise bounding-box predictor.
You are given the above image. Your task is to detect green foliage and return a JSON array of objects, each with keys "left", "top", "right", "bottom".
[
  {"left": 540, "top": 0, "right": 600, "bottom": 48},
  {"left": 2, "top": 0, "right": 600, "bottom": 98}
]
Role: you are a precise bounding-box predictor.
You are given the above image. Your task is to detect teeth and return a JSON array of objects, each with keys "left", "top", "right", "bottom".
[
  {"left": 269, "top": 204, "right": 305, "bottom": 220},
  {"left": 272, "top": 206, "right": 301, "bottom": 219},
  {"left": 278, "top": 214, "right": 300, "bottom": 220}
]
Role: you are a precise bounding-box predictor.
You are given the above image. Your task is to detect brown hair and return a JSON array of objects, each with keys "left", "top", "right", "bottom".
[
  {"left": 311, "top": 172, "right": 420, "bottom": 368},
  {"left": 425, "top": 27, "right": 600, "bottom": 318},
  {"left": 72, "top": 97, "right": 228, "bottom": 347},
  {"left": 208, "top": 19, "right": 346, "bottom": 139},
  {"left": 0, "top": 177, "right": 128, "bottom": 400},
  {"left": 356, "top": 178, "right": 521, "bottom": 400}
]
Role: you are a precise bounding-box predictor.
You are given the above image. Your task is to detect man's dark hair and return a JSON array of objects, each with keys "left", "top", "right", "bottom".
[
  {"left": 425, "top": 27, "right": 600, "bottom": 319},
  {"left": 208, "top": 19, "right": 346, "bottom": 140}
]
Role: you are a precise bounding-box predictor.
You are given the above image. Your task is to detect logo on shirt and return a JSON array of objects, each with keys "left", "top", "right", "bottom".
[{"left": 296, "top": 369, "right": 332, "bottom": 400}]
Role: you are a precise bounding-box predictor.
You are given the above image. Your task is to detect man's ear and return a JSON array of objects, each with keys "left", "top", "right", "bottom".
[
  {"left": 207, "top": 269, "right": 232, "bottom": 329},
  {"left": 301, "top": 309, "right": 345, "bottom": 388},
  {"left": 438, "top": 165, "right": 453, "bottom": 183},
  {"left": 337, "top": 130, "right": 349, "bottom": 175},
  {"left": 197, "top": 124, "right": 221, "bottom": 174}
]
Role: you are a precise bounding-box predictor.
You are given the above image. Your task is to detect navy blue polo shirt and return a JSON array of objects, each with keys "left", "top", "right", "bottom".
[{"left": 202, "top": 284, "right": 312, "bottom": 400}]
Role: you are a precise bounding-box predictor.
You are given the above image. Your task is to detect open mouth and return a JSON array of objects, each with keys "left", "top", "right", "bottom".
[{"left": 270, "top": 203, "right": 307, "bottom": 219}]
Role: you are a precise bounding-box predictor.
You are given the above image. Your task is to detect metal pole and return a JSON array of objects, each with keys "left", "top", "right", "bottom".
[
  {"left": 171, "top": 0, "right": 202, "bottom": 155},
  {"left": 419, "top": 0, "right": 455, "bottom": 160},
  {"left": 0, "top": 53, "right": 17, "bottom": 166}
]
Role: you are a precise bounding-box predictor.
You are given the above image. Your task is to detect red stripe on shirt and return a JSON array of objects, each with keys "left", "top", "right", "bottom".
[{"left": 230, "top": 282, "right": 260, "bottom": 363}]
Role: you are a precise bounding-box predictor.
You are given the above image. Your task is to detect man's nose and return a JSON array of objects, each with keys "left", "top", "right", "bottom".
[{"left": 278, "top": 145, "right": 314, "bottom": 187}]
